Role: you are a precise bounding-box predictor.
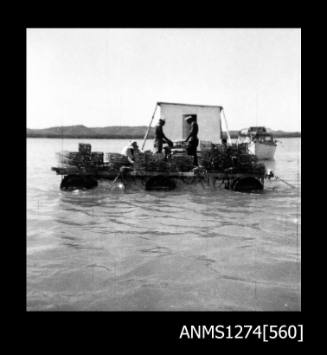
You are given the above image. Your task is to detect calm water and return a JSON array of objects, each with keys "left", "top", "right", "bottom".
[{"left": 27, "top": 138, "right": 301, "bottom": 311}]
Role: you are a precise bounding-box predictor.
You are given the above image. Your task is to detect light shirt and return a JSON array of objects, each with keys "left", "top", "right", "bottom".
[{"left": 121, "top": 145, "right": 134, "bottom": 163}]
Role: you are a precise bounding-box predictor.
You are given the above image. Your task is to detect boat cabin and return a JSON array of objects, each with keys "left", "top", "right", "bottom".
[
  {"left": 239, "top": 126, "right": 268, "bottom": 136},
  {"left": 238, "top": 126, "right": 275, "bottom": 144},
  {"left": 248, "top": 126, "right": 267, "bottom": 134}
]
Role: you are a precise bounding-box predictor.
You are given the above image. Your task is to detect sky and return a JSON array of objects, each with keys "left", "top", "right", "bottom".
[{"left": 27, "top": 28, "right": 301, "bottom": 131}]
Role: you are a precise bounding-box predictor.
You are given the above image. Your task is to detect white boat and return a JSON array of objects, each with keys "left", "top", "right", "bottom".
[{"left": 237, "top": 126, "right": 277, "bottom": 160}]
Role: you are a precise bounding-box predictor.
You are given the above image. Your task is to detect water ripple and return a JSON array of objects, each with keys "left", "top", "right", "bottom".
[{"left": 27, "top": 138, "right": 301, "bottom": 311}]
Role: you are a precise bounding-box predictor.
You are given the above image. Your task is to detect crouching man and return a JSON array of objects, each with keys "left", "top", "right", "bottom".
[{"left": 121, "top": 140, "right": 140, "bottom": 164}]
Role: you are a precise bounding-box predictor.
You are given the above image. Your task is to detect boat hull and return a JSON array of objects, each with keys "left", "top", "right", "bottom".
[{"left": 248, "top": 142, "right": 276, "bottom": 160}]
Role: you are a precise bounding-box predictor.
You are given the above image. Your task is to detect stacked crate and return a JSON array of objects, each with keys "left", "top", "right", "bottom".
[
  {"left": 199, "top": 140, "right": 214, "bottom": 151},
  {"left": 56, "top": 151, "right": 83, "bottom": 167},
  {"left": 167, "top": 159, "right": 177, "bottom": 172},
  {"left": 170, "top": 153, "right": 194, "bottom": 172},
  {"left": 237, "top": 143, "right": 249, "bottom": 154},
  {"left": 174, "top": 145, "right": 264, "bottom": 175},
  {"left": 198, "top": 150, "right": 212, "bottom": 169},
  {"left": 134, "top": 152, "right": 147, "bottom": 171},
  {"left": 235, "top": 153, "right": 258, "bottom": 173},
  {"left": 173, "top": 140, "right": 188, "bottom": 149},
  {"left": 199, "top": 144, "right": 256, "bottom": 171},
  {"left": 57, "top": 144, "right": 106, "bottom": 169},
  {"left": 79, "top": 143, "right": 91, "bottom": 155},
  {"left": 171, "top": 148, "right": 186, "bottom": 154},
  {"left": 226, "top": 145, "right": 239, "bottom": 156},
  {"left": 250, "top": 163, "right": 266, "bottom": 175},
  {"left": 91, "top": 152, "right": 104, "bottom": 163},
  {"left": 237, "top": 153, "right": 257, "bottom": 165},
  {"left": 78, "top": 143, "right": 92, "bottom": 165},
  {"left": 106, "top": 153, "right": 130, "bottom": 171},
  {"left": 57, "top": 152, "right": 92, "bottom": 167},
  {"left": 146, "top": 153, "right": 169, "bottom": 172},
  {"left": 199, "top": 148, "right": 225, "bottom": 171},
  {"left": 211, "top": 149, "right": 226, "bottom": 170}
]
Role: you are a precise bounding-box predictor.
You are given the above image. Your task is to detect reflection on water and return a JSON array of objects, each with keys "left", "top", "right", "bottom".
[{"left": 27, "top": 138, "right": 301, "bottom": 311}]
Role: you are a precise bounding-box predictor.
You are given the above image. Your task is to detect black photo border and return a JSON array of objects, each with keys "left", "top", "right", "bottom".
[{"left": 11, "top": 7, "right": 306, "bottom": 348}]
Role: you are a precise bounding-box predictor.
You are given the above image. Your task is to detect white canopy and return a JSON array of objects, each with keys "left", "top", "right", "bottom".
[{"left": 157, "top": 102, "right": 223, "bottom": 144}]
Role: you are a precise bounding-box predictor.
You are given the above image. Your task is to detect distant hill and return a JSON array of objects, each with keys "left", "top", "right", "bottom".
[
  {"left": 91, "top": 126, "right": 154, "bottom": 138},
  {"left": 26, "top": 125, "right": 300, "bottom": 139},
  {"left": 26, "top": 125, "right": 96, "bottom": 137},
  {"left": 27, "top": 125, "right": 155, "bottom": 139}
]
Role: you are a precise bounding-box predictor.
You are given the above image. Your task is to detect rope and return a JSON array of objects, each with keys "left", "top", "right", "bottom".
[
  {"left": 266, "top": 170, "right": 297, "bottom": 189},
  {"left": 109, "top": 172, "right": 121, "bottom": 190},
  {"left": 274, "top": 176, "right": 297, "bottom": 189}
]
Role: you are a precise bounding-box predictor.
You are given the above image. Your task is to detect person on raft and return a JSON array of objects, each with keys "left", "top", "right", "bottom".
[
  {"left": 154, "top": 118, "right": 173, "bottom": 153},
  {"left": 184, "top": 115, "right": 199, "bottom": 166},
  {"left": 121, "top": 140, "right": 140, "bottom": 164}
]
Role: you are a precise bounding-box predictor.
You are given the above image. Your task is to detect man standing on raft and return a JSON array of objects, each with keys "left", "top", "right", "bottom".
[
  {"left": 184, "top": 115, "right": 199, "bottom": 166},
  {"left": 154, "top": 118, "right": 173, "bottom": 153}
]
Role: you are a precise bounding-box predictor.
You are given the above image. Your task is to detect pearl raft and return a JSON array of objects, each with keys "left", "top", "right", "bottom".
[{"left": 52, "top": 102, "right": 269, "bottom": 193}]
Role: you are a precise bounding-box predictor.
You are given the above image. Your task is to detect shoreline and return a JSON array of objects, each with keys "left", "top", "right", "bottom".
[{"left": 26, "top": 134, "right": 301, "bottom": 139}]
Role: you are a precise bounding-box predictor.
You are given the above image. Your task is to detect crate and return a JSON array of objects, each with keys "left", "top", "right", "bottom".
[
  {"left": 134, "top": 152, "right": 146, "bottom": 161},
  {"left": 56, "top": 151, "right": 86, "bottom": 166},
  {"left": 134, "top": 152, "right": 147, "bottom": 171},
  {"left": 91, "top": 152, "right": 104, "bottom": 164},
  {"left": 152, "top": 152, "right": 165, "bottom": 160},
  {"left": 135, "top": 151, "right": 172, "bottom": 172},
  {"left": 146, "top": 161, "right": 169, "bottom": 172},
  {"left": 106, "top": 153, "right": 130, "bottom": 165},
  {"left": 250, "top": 163, "right": 266, "bottom": 175},
  {"left": 79, "top": 143, "right": 92, "bottom": 155},
  {"left": 143, "top": 152, "right": 168, "bottom": 171},
  {"left": 173, "top": 140, "right": 188, "bottom": 149},
  {"left": 171, "top": 148, "right": 187, "bottom": 154},
  {"left": 199, "top": 140, "right": 214, "bottom": 151},
  {"left": 237, "top": 143, "right": 249, "bottom": 154},
  {"left": 56, "top": 151, "right": 77, "bottom": 163},
  {"left": 171, "top": 154, "right": 194, "bottom": 172}
]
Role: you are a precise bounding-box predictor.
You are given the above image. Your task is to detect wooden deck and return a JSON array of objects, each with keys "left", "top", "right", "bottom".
[{"left": 51, "top": 166, "right": 265, "bottom": 181}]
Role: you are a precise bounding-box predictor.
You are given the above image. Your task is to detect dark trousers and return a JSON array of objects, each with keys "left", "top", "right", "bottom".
[
  {"left": 154, "top": 140, "right": 163, "bottom": 153},
  {"left": 186, "top": 139, "right": 199, "bottom": 166}
]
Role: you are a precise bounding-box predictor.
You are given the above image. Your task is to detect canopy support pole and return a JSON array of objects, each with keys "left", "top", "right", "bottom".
[
  {"left": 222, "top": 108, "right": 232, "bottom": 145},
  {"left": 142, "top": 103, "right": 158, "bottom": 151}
]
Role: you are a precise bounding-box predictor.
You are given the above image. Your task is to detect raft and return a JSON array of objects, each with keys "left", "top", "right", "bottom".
[
  {"left": 52, "top": 142, "right": 266, "bottom": 193},
  {"left": 51, "top": 165, "right": 265, "bottom": 193}
]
